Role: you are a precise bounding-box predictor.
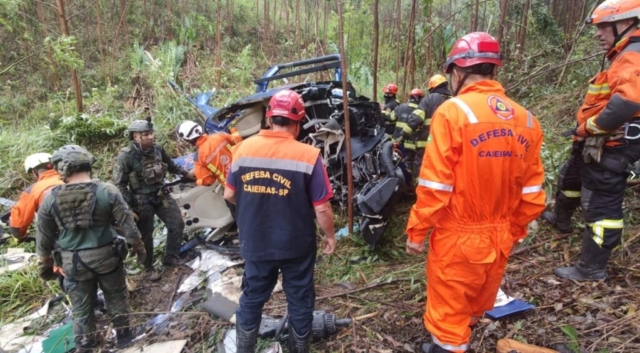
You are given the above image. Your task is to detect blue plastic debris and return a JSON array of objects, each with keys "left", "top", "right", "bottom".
[
  {"left": 485, "top": 299, "right": 535, "bottom": 319},
  {"left": 336, "top": 223, "right": 360, "bottom": 240}
]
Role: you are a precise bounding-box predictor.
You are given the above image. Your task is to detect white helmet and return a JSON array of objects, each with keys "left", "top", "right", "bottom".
[
  {"left": 24, "top": 153, "right": 52, "bottom": 173},
  {"left": 176, "top": 121, "right": 203, "bottom": 141}
]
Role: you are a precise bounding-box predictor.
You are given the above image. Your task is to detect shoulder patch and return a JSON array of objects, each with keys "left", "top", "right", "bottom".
[{"left": 487, "top": 95, "right": 515, "bottom": 120}]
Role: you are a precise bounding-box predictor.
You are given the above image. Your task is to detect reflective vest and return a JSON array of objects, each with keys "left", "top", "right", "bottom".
[{"left": 194, "top": 133, "right": 237, "bottom": 186}]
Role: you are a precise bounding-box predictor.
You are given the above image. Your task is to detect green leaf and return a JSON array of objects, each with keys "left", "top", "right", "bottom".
[{"left": 561, "top": 325, "right": 578, "bottom": 341}]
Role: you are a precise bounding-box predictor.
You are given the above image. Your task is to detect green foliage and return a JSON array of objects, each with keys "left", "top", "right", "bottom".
[
  {"left": 560, "top": 325, "right": 581, "bottom": 353},
  {"left": 44, "top": 36, "right": 84, "bottom": 70},
  {"left": 51, "top": 113, "right": 128, "bottom": 147},
  {"left": 0, "top": 264, "right": 58, "bottom": 324},
  {"left": 0, "top": 0, "right": 20, "bottom": 32}
]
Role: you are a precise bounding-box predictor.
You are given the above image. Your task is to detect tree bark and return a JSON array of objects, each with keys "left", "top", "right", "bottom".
[
  {"left": 336, "top": 0, "right": 354, "bottom": 235},
  {"left": 373, "top": 0, "right": 379, "bottom": 99},
  {"left": 167, "top": 0, "right": 172, "bottom": 41},
  {"left": 517, "top": 0, "right": 530, "bottom": 53},
  {"left": 497, "top": 0, "right": 509, "bottom": 47},
  {"left": 471, "top": 0, "right": 479, "bottom": 32},
  {"left": 36, "top": 0, "right": 60, "bottom": 89},
  {"left": 56, "top": 0, "right": 83, "bottom": 113},
  {"left": 401, "top": 0, "right": 416, "bottom": 98},
  {"left": 394, "top": 0, "right": 402, "bottom": 84},
  {"left": 216, "top": 0, "right": 222, "bottom": 88},
  {"left": 95, "top": 0, "right": 107, "bottom": 82}
]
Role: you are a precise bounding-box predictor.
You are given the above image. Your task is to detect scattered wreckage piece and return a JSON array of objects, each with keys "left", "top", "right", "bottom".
[
  {"left": 0, "top": 248, "right": 38, "bottom": 274},
  {"left": 120, "top": 339, "right": 188, "bottom": 353}
]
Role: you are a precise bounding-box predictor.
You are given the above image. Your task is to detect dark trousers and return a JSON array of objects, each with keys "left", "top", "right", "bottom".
[
  {"left": 580, "top": 144, "right": 640, "bottom": 249},
  {"left": 236, "top": 251, "right": 316, "bottom": 335},
  {"left": 554, "top": 142, "right": 585, "bottom": 216},
  {"left": 135, "top": 195, "right": 184, "bottom": 268}
]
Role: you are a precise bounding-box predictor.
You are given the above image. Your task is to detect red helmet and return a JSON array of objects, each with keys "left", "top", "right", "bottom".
[
  {"left": 409, "top": 88, "right": 425, "bottom": 98},
  {"left": 444, "top": 32, "right": 503, "bottom": 74},
  {"left": 266, "top": 89, "right": 306, "bottom": 121},
  {"left": 383, "top": 83, "right": 399, "bottom": 95}
]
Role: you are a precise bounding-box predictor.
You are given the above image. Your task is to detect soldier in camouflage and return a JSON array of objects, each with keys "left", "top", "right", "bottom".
[
  {"left": 36, "top": 145, "right": 146, "bottom": 352},
  {"left": 113, "top": 118, "right": 191, "bottom": 281}
]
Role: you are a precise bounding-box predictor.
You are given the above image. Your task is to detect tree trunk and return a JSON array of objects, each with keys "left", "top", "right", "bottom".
[
  {"left": 95, "top": 0, "right": 107, "bottom": 82},
  {"left": 56, "top": 0, "right": 83, "bottom": 113},
  {"left": 167, "top": 0, "right": 172, "bottom": 41},
  {"left": 497, "top": 0, "right": 509, "bottom": 47},
  {"left": 471, "top": 0, "right": 479, "bottom": 32},
  {"left": 394, "top": 0, "right": 402, "bottom": 84},
  {"left": 264, "top": 0, "right": 269, "bottom": 57},
  {"left": 373, "top": 0, "right": 379, "bottom": 99},
  {"left": 216, "top": 0, "right": 222, "bottom": 88},
  {"left": 295, "top": 0, "right": 301, "bottom": 58},
  {"left": 517, "top": 0, "right": 530, "bottom": 53},
  {"left": 36, "top": 0, "right": 60, "bottom": 89},
  {"left": 336, "top": 0, "right": 354, "bottom": 235},
  {"left": 401, "top": 0, "right": 416, "bottom": 98}
]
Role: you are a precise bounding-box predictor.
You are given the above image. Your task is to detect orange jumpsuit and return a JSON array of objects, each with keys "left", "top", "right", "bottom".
[
  {"left": 406, "top": 80, "right": 545, "bottom": 352},
  {"left": 9, "top": 169, "right": 63, "bottom": 240},
  {"left": 193, "top": 133, "right": 238, "bottom": 186}
]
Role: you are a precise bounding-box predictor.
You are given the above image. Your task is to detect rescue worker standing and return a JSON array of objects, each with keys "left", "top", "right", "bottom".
[
  {"left": 36, "top": 145, "right": 146, "bottom": 352},
  {"left": 382, "top": 83, "right": 401, "bottom": 134},
  {"left": 392, "top": 88, "right": 426, "bottom": 178},
  {"left": 9, "top": 153, "right": 63, "bottom": 241},
  {"left": 552, "top": 0, "right": 640, "bottom": 281},
  {"left": 224, "top": 89, "right": 336, "bottom": 353},
  {"left": 175, "top": 120, "right": 241, "bottom": 187},
  {"left": 113, "top": 118, "right": 191, "bottom": 281},
  {"left": 405, "top": 32, "right": 545, "bottom": 353},
  {"left": 415, "top": 75, "right": 453, "bottom": 171}
]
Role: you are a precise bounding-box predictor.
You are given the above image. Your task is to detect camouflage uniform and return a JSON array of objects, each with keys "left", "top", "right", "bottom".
[
  {"left": 113, "top": 142, "right": 187, "bottom": 268},
  {"left": 37, "top": 181, "right": 142, "bottom": 349}
]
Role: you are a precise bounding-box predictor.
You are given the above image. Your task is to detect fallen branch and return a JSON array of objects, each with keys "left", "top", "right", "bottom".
[
  {"left": 506, "top": 52, "right": 603, "bottom": 91},
  {"left": 512, "top": 233, "right": 573, "bottom": 256},
  {"left": 265, "top": 278, "right": 411, "bottom": 309}
]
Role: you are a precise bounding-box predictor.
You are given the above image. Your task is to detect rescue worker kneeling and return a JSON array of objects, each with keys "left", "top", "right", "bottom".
[
  {"left": 36, "top": 145, "right": 146, "bottom": 352},
  {"left": 224, "top": 89, "right": 336, "bottom": 353},
  {"left": 405, "top": 32, "right": 545, "bottom": 353},
  {"left": 9, "top": 153, "right": 64, "bottom": 241},
  {"left": 176, "top": 120, "right": 241, "bottom": 218}
]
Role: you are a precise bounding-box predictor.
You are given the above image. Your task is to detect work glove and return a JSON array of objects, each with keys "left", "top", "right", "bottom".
[
  {"left": 129, "top": 239, "right": 147, "bottom": 265},
  {"left": 582, "top": 135, "right": 607, "bottom": 163},
  {"left": 38, "top": 257, "right": 57, "bottom": 281}
]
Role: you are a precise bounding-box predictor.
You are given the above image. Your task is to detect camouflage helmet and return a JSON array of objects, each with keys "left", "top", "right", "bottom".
[
  {"left": 50, "top": 145, "right": 96, "bottom": 179},
  {"left": 127, "top": 118, "right": 154, "bottom": 139}
]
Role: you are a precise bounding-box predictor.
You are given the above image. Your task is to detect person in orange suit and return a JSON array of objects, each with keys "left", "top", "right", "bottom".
[
  {"left": 176, "top": 121, "right": 241, "bottom": 187},
  {"left": 8, "top": 153, "right": 64, "bottom": 241},
  {"left": 405, "top": 32, "right": 546, "bottom": 353}
]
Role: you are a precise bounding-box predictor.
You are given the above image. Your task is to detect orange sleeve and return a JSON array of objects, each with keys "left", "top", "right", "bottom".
[
  {"left": 510, "top": 126, "right": 546, "bottom": 241},
  {"left": 9, "top": 190, "right": 37, "bottom": 238},
  {"left": 405, "top": 104, "right": 462, "bottom": 244}
]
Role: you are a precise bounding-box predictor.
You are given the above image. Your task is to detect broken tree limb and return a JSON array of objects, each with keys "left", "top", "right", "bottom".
[
  {"left": 507, "top": 52, "right": 603, "bottom": 91},
  {"left": 265, "top": 278, "right": 411, "bottom": 309},
  {"left": 512, "top": 233, "right": 573, "bottom": 256}
]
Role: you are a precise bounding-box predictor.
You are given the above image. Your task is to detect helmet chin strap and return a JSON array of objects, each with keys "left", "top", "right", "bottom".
[
  {"left": 453, "top": 72, "right": 470, "bottom": 97},
  {"left": 611, "top": 18, "right": 639, "bottom": 47}
]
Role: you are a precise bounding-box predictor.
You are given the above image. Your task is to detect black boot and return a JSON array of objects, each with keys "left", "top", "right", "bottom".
[
  {"left": 421, "top": 343, "right": 454, "bottom": 353},
  {"left": 541, "top": 207, "right": 573, "bottom": 233},
  {"left": 287, "top": 326, "right": 311, "bottom": 353},
  {"left": 554, "top": 233, "right": 611, "bottom": 281},
  {"left": 114, "top": 316, "right": 135, "bottom": 348},
  {"left": 236, "top": 324, "right": 259, "bottom": 353}
]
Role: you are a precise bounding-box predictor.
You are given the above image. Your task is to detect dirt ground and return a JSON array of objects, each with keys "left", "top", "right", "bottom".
[{"left": 104, "top": 221, "right": 640, "bottom": 353}]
